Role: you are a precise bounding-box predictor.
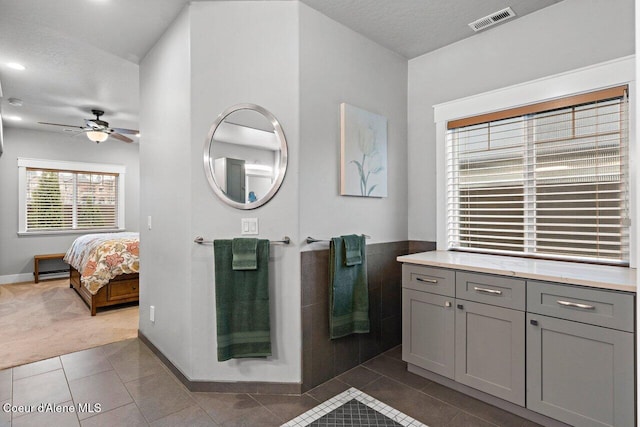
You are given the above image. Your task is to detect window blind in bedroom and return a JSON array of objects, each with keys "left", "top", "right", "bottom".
[
  {"left": 25, "top": 168, "right": 119, "bottom": 231},
  {"left": 446, "top": 85, "right": 629, "bottom": 265}
]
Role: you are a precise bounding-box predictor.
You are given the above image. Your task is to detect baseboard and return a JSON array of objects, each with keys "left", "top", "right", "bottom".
[
  {"left": 0, "top": 272, "right": 69, "bottom": 285},
  {"left": 138, "top": 330, "right": 302, "bottom": 395},
  {"left": 0, "top": 273, "right": 32, "bottom": 285}
]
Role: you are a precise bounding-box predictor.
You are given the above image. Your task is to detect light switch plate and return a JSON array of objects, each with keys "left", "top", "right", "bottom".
[{"left": 241, "top": 218, "right": 258, "bottom": 235}]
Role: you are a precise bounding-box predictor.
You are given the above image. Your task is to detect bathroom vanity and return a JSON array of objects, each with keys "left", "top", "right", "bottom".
[{"left": 397, "top": 251, "right": 636, "bottom": 427}]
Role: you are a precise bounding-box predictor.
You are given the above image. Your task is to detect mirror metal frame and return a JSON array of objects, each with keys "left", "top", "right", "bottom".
[{"left": 203, "top": 103, "right": 288, "bottom": 210}]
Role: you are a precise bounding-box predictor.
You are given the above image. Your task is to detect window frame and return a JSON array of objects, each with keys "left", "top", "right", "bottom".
[
  {"left": 433, "top": 56, "right": 636, "bottom": 267},
  {"left": 17, "top": 158, "right": 126, "bottom": 235}
]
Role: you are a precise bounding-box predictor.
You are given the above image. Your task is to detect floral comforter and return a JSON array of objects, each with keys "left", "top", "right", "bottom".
[{"left": 64, "top": 232, "right": 139, "bottom": 295}]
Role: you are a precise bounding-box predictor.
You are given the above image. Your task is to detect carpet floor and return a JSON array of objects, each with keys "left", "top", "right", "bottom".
[{"left": 0, "top": 278, "right": 138, "bottom": 370}]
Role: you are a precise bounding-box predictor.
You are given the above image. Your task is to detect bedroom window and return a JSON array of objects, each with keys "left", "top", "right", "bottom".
[
  {"left": 447, "top": 86, "right": 629, "bottom": 265},
  {"left": 18, "top": 159, "right": 126, "bottom": 234}
]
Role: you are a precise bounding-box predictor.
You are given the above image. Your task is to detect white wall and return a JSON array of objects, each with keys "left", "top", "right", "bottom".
[
  {"left": 299, "top": 3, "right": 408, "bottom": 245},
  {"left": 139, "top": 0, "right": 410, "bottom": 384},
  {"left": 0, "top": 127, "right": 139, "bottom": 282},
  {"left": 635, "top": 1, "right": 639, "bottom": 422},
  {"left": 138, "top": 7, "right": 193, "bottom": 375},
  {"left": 407, "top": 0, "right": 635, "bottom": 241},
  {"left": 188, "top": 0, "right": 300, "bottom": 382},
  {"left": 139, "top": 1, "right": 301, "bottom": 382}
]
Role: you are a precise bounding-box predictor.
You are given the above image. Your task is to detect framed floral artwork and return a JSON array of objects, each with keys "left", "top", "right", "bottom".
[{"left": 340, "top": 103, "right": 388, "bottom": 197}]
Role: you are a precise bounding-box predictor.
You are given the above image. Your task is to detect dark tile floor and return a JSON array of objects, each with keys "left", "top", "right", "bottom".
[{"left": 0, "top": 339, "right": 540, "bottom": 427}]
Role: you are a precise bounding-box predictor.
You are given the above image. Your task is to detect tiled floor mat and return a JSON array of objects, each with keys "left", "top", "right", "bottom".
[{"left": 282, "top": 387, "right": 427, "bottom": 427}]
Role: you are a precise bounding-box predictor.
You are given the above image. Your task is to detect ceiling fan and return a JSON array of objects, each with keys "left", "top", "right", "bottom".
[{"left": 38, "top": 109, "right": 139, "bottom": 143}]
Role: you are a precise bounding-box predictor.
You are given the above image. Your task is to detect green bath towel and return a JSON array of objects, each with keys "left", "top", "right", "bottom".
[
  {"left": 214, "top": 239, "right": 271, "bottom": 361},
  {"left": 342, "top": 234, "right": 362, "bottom": 266},
  {"left": 329, "top": 235, "right": 369, "bottom": 339},
  {"left": 232, "top": 238, "right": 258, "bottom": 270}
]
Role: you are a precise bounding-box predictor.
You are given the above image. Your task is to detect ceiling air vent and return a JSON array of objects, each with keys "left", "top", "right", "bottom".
[{"left": 468, "top": 7, "right": 516, "bottom": 32}]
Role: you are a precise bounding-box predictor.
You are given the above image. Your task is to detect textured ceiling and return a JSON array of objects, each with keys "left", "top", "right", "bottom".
[
  {"left": 299, "top": 0, "right": 563, "bottom": 59},
  {"left": 0, "top": 0, "right": 192, "bottom": 137},
  {"left": 0, "top": 0, "right": 564, "bottom": 140}
]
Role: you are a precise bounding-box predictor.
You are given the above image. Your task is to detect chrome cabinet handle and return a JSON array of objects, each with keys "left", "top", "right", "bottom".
[
  {"left": 416, "top": 277, "right": 438, "bottom": 284},
  {"left": 444, "top": 301, "right": 452, "bottom": 308},
  {"left": 473, "top": 286, "right": 502, "bottom": 295},
  {"left": 557, "top": 300, "right": 595, "bottom": 310}
]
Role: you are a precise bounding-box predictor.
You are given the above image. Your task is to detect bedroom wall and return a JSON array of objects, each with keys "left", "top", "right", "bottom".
[
  {"left": 138, "top": 7, "right": 193, "bottom": 375},
  {"left": 407, "top": 0, "right": 635, "bottom": 242},
  {"left": 298, "top": 3, "right": 408, "bottom": 244},
  {"left": 0, "top": 126, "right": 140, "bottom": 283}
]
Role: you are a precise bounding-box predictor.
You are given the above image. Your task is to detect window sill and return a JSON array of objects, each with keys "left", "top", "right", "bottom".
[{"left": 18, "top": 229, "right": 126, "bottom": 237}]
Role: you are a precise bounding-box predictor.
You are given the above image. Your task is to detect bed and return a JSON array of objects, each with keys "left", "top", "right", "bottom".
[{"left": 64, "top": 232, "right": 140, "bottom": 316}]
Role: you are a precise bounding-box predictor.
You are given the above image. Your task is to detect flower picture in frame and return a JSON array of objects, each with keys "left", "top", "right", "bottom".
[{"left": 340, "top": 103, "right": 388, "bottom": 197}]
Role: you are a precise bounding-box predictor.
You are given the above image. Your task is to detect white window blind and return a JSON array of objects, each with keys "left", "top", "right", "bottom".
[
  {"left": 25, "top": 168, "right": 119, "bottom": 231},
  {"left": 447, "top": 86, "right": 629, "bottom": 265}
]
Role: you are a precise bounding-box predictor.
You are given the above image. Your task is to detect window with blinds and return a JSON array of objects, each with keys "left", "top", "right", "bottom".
[
  {"left": 25, "top": 168, "right": 119, "bottom": 231},
  {"left": 447, "top": 86, "right": 629, "bottom": 265}
]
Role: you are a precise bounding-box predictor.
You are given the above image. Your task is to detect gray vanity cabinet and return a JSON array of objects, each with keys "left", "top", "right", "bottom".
[
  {"left": 402, "top": 265, "right": 456, "bottom": 379},
  {"left": 401, "top": 260, "right": 636, "bottom": 427},
  {"left": 527, "top": 281, "right": 635, "bottom": 427},
  {"left": 454, "top": 272, "right": 526, "bottom": 406},
  {"left": 455, "top": 300, "right": 525, "bottom": 405},
  {"left": 402, "top": 266, "right": 526, "bottom": 404},
  {"left": 402, "top": 289, "right": 455, "bottom": 378}
]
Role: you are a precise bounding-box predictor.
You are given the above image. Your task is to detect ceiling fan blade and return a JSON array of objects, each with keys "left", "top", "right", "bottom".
[
  {"left": 109, "top": 132, "right": 133, "bottom": 143},
  {"left": 111, "top": 127, "right": 139, "bottom": 135},
  {"left": 38, "top": 122, "right": 86, "bottom": 130}
]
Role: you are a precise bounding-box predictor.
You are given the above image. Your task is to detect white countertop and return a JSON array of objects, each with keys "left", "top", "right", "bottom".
[{"left": 397, "top": 251, "right": 637, "bottom": 293}]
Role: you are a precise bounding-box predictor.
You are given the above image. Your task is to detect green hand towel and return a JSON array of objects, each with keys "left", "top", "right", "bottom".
[
  {"left": 214, "top": 239, "right": 271, "bottom": 361},
  {"left": 232, "top": 238, "right": 258, "bottom": 270},
  {"left": 342, "top": 234, "right": 362, "bottom": 266},
  {"left": 329, "top": 235, "right": 369, "bottom": 339}
]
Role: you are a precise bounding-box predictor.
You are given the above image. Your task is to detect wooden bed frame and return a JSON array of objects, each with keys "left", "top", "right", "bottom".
[{"left": 69, "top": 266, "right": 139, "bottom": 316}]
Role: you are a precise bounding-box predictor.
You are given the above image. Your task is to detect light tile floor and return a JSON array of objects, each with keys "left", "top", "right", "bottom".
[{"left": 0, "top": 339, "right": 541, "bottom": 426}]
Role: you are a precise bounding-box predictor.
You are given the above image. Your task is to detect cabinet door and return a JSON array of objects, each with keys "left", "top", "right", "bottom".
[
  {"left": 455, "top": 300, "right": 525, "bottom": 406},
  {"left": 402, "top": 289, "right": 455, "bottom": 379},
  {"left": 527, "top": 314, "right": 635, "bottom": 427}
]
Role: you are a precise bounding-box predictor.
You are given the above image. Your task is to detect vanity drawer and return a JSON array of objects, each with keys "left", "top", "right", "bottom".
[
  {"left": 527, "top": 281, "right": 634, "bottom": 332},
  {"left": 456, "top": 271, "right": 526, "bottom": 310},
  {"left": 402, "top": 264, "right": 455, "bottom": 297}
]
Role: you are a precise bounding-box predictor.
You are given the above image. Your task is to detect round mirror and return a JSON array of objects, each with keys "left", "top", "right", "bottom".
[{"left": 203, "top": 104, "right": 288, "bottom": 209}]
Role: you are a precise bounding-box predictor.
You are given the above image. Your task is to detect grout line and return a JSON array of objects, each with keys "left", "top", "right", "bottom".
[
  {"left": 190, "top": 393, "right": 216, "bottom": 424},
  {"left": 100, "top": 344, "right": 151, "bottom": 426},
  {"left": 189, "top": 401, "right": 220, "bottom": 427},
  {"left": 246, "top": 392, "right": 284, "bottom": 424},
  {"left": 305, "top": 393, "right": 322, "bottom": 404},
  {"left": 122, "top": 374, "right": 155, "bottom": 426},
  {"left": 58, "top": 357, "right": 81, "bottom": 426},
  {"left": 339, "top": 373, "right": 379, "bottom": 391}
]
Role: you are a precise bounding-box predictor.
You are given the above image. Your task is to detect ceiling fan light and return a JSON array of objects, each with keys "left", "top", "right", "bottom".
[{"left": 87, "top": 130, "right": 108, "bottom": 143}]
